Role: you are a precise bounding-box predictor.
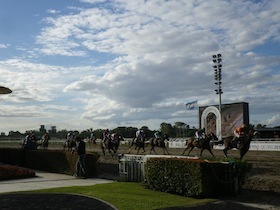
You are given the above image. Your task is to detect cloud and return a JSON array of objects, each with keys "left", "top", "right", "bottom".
[
  {"left": 1, "top": 0, "right": 280, "bottom": 132},
  {"left": 47, "top": 9, "right": 61, "bottom": 14},
  {"left": 264, "top": 114, "right": 280, "bottom": 127},
  {"left": 0, "top": 44, "right": 9, "bottom": 48}
]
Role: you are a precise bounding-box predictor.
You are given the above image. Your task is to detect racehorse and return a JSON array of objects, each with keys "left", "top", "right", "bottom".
[
  {"left": 150, "top": 134, "right": 170, "bottom": 155},
  {"left": 63, "top": 132, "right": 76, "bottom": 151},
  {"left": 39, "top": 133, "right": 50, "bottom": 149},
  {"left": 181, "top": 133, "right": 217, "bottom": 157},
  {"left": 22, "top": 133, "right": 40, "bottom": 150},
  {"left": 63, "top": 139, "right": 76, "bottom": 151},
  {"left": 222, "top": 129, "right": 254, "bottom": 159},
  {"left": 101, "top": 133, "right": 123, "bottom": 157},
  {"left": 128, "top": 138, "right": 146, "bottom": 154}
]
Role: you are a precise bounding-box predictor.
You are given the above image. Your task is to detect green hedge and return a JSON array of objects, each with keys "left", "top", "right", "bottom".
[
  {"left": 145, "top": 158, "right": 251, "bottom": 198},
  {"left": 0, "top": 148, "right": 100, "bottom": 177}
]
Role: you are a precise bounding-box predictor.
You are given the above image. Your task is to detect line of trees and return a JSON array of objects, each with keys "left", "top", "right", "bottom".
[
  {"left": 1, "top": 122, "right": 197, "bottom": 140},
  {"left": 2, "top": 123, "right": 279, "bottom": 141}
]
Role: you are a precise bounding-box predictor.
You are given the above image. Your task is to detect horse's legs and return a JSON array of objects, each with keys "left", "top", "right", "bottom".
[
  {"left": 204, "top": 148, "right": 215, "bottom": 157},
  {"left": 150, "top": 146, "right": 157, "bottom": 154},
  {"left": 181, "top": 145, "right": 190, "bottom": 155},
  {"left": 163, "top": 147, "right": 169, "bottom": 155},
  {"left": 188, "top": 147, "right": 194, "bottom": 156},
  {"left": 199, "top": 149, "right": 204, "bottom": 157},
  {"left": 223, "top": 148, "right": 228, "bottom": 158},
  {"left": 101, "top": 145, "right": 106, "bottom": 156},
  {"left": 208, "top": 149, "right": 215, "bottom": 157}
]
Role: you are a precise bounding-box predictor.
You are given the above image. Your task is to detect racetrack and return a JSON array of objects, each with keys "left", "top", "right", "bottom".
[
  {"left": 1, "top": 141, "right": 280, "bottom": 193},
  {"left": 1, "top": 141, "right": 280, "bottom": 208}
]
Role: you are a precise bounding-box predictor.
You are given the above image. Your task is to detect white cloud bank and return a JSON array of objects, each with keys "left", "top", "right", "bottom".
[{"left": 0, "top": 0, "right": 280, "bottom": 133}]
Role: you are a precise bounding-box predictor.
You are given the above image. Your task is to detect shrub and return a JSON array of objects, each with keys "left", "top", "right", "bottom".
[
  {"left": 0, "top": 164, "right": 36, "bottom": 180},
  {"left": 145, "top": 157, "right": 251, "bottom": 198},
  {"left": 0, "top": 148, "right": 100, "bottom": 177}
]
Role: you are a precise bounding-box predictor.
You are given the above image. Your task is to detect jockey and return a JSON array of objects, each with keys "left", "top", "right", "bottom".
[
  {"left": 233, "top": 124, "right": 246, "bottom": 145},
  {"left": 162, "top": 133, "right": 169, "bottom": 141},
  {"left": 154, "top": 131, "right": 161, "bottom": 145},
  {"left": 67, "top": 132, "right": 73, "bottom": 140},
  {"left": 154, "top": 131, "right": 161, "bottom": 139},
  {"left": 111, "top": 133, "right": 118, "bottom": 143},
  {"left": 42, "top": 132, "right": 50, "bottom": 143},
  {"left": 195, "top": 129, "right": 205, "bottom": 143},
  {"left": 102, "top": 129, "right": 110, "bottom": 142},
  {"left": 136, "top": 129, "right": 145, "bottom": 142}
]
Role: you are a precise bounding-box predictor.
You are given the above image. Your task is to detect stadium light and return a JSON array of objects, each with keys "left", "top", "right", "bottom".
[
  {"left": 0, "top": 86, "right": 12, "bottom": 94},
  {"left": 212, "top": 54, "right": 222, "bottom": 114}
]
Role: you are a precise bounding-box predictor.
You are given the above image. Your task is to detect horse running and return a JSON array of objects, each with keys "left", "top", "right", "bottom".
[
  {"left": 181, "top": 133, "right": 217, "bottom": 157},
  {"left": 222, "top": 129, "right": 254, "bottom": 159},
  {"left": 63, "top": 133, "right": 76, "bottom": 151},
  {"left": 101, "top": 133, "right": 123, "bottom": 157},
  {"left": 39, "top": 133, "right": 50, "bottom": 149},
  {"left": 150, "top": 135, "right": 170, "bottom": 155},
  {"left": 128, "top": 138, "right": 146, "bottom": 154}
]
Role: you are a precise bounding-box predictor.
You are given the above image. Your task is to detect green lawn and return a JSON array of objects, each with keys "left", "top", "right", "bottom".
[{"left": 33, "top": 182, "right": 215, "bottom": 210}]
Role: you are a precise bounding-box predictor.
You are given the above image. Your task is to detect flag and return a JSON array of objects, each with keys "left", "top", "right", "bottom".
[{"left": 185, "top": 100, "right": 198, "bottom": 110}]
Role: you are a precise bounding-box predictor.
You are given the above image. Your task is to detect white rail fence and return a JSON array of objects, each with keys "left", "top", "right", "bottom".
[{"left": 168, "top": 138, "right": 280, "bottom": 151}]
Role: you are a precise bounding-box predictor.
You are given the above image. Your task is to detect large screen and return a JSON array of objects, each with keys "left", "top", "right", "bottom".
[{"left": 199, "top": 102, "right": 249, "bottom": 137}]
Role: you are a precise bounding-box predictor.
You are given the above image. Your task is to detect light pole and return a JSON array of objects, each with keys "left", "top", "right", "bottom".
[
  {"left": 212, "top": 54, "right": 223, "bottom": 114},
  {"left": 0, "top": 86, "right": 12, "bottom": 94}
]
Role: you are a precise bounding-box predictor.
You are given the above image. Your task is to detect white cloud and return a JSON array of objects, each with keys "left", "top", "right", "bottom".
[
  {"left": 0, "top": 44, "right": 9, "bottom": 48},
  {"left": 1, "top": 0, "right": 280, "bottom": 133}
]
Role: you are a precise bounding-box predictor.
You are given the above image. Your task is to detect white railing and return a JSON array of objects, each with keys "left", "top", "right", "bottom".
[{"left": 168, "top": 138, "right": 280, "bottom": 151}]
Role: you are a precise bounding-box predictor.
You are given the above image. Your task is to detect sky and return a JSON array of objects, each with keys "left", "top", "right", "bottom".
[{"left": 0, "top": 0, "right": 280, "bottom": 134}]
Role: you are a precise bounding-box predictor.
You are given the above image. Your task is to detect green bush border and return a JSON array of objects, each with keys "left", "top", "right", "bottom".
[
  {"left": 0, "top": 148, "right": 100, "bottom": 177},
  {"left": 145, "top": 157, "right": 251, "bottom": 197}
]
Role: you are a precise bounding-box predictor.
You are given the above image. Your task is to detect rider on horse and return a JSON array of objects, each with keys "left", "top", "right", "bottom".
[
  {"left": 136, "top": 128, "right": 145, "bottom": 143},
  {"left": 154, "top": 130, "right": 161, "bottom": 146},
  {"left": 195, "top": 129, "right": 205, "bottom": 144},
  {"left": 233, "top": 124, "right": 247, "bottom": 148}
]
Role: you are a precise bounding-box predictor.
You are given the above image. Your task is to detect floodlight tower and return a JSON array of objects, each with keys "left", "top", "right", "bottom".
[
  {"left": 0, "top": 86, "right": 12, "bottom": 94},
  {"left": 212, "top": 54, "right": 223, "bottom": 114}
]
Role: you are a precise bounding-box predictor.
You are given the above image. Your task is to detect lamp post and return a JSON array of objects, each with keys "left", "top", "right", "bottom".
[
  {"left": 212, "top": 54, "right": 223, "bottom": 114},
  {"left": 0, "top": 86, "right": 12, "bottom": 94}
]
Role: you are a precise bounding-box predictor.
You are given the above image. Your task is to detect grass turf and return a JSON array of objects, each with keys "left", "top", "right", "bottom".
[{"left": 33, "top": 182, "right": 215, "bottom": 210}]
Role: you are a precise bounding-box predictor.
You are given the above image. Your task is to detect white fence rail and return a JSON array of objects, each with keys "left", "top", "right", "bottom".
[{"left": 168, "top": 138, "right": 280, "bottom": 151}]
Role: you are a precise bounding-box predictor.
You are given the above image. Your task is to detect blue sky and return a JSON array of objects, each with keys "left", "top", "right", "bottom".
[{"left": 0, "top": 0, "right": 280, "bottom": 133}]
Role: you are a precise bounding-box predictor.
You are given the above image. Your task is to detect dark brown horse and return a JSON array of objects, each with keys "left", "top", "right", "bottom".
[
  {"left": 101, "top": 133, "right": 123, "bottom": 157},
  {"left": 181, "top": 134, "right": 216, "bottom": 157},
  {"left": 150, "top": 135, "right": 170, "bottom": 155},
  {"left": 222, "top": 129, "right": 254, "bottom": 159},
  {"left": 128, "top": 138, "right": 146, "bottom": 154}
]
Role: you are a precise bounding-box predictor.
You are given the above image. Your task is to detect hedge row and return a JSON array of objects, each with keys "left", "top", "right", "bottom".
[
  {"left": 145, "top": 158, "right": 251, "bottom": 198},
  {"left": 0, "top": 148, "right": 100, "bottom": 177}
]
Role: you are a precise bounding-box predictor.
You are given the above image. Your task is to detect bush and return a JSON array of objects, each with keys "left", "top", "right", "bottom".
[
  {"left": 0, "top": 148, "right": 100, "bottom": 177},
  {"left": 145, "top": 157, "right": 251, "bottom": 198},
  {"left": 0, "top": 164, "right": 36, "bottom": 180}
]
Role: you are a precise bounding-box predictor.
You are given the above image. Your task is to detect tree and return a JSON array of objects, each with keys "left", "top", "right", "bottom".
[
  {"left": 160, "top": 123, "right": 175, "bottom": 137},
  {"left": 174, "top": 122, "right": 188, "bottom": 137},
  {"left": 256, "top": 124, "right": 267, "bottom": 129}
]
